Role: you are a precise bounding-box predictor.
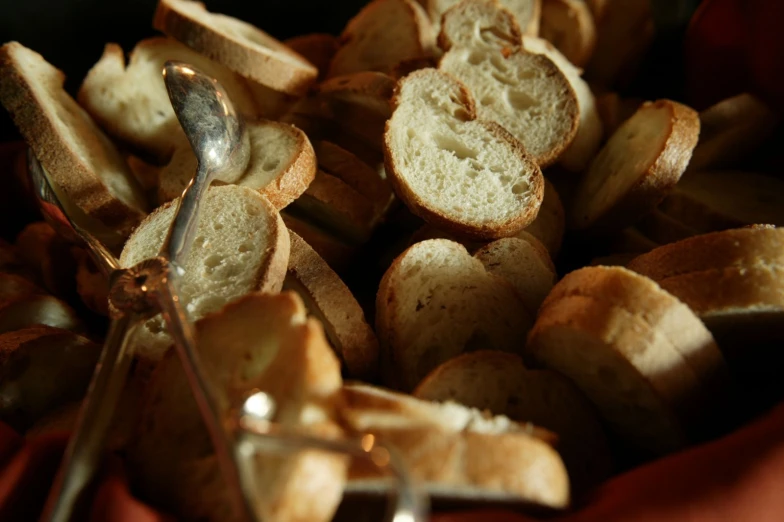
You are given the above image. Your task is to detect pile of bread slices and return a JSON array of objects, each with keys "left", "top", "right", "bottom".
[{"left": 0, "top": 0, "right": 783, "bottom": 521}]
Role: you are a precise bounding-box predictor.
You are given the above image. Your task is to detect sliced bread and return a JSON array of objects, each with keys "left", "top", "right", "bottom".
[
  {"left": 384, "top": 68, "right": 543, "bottom": 240},
  {"left": 594, "top": 91, "right": 643, "bottom": 138},
  {"left": 156, "top": 119, "right": 316, "bottom": 208},
  {"left": 0, "top": 42, "right": 148, "bottom": 237},
  {"left": 328, "top": 0, "right": 435, "bottom": 78},
  {"left": 436, "top": 0, "right": 524, "bottom": 52},
  {"left": 431, "top": 0, "right": 542, "bottom": 39},
  {"left": 284, "top": 231, "right": 380, "bottom": 379},
  {"left": 129, "top": 291, "right": 346, "bottom": 522},
  {"left": 153, "top": 0, "right": 318, "bottom": 95},
  {"left": 571, "top": 100, "right": 700, "bottom": 232},
  {"left": 376, "top": 239, "right": 533, "bottom": 390},
  {"left": 413, "top": 350, "right": 614, "bottom": 494},
  {"left": 119, "top": 184, "right": 289, "bottom": 362},
  {"left": 78, "top": 38, "right": 259, "bottom": 163},
  {"left": 539, "top": 0, "right": 597, "bottom": 68},
  {"left": 0, "top": 326, "right": 101, "bottom": 431},
  {"left": 284, "top": 33, "right": 340, "bottom": 80}
]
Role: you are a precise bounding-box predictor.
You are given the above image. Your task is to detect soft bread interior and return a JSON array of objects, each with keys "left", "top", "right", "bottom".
[
  {"left": 433, "top": 0, "right": 539, "bottom": 39},
  {"left": 436, "top": 0, "right": 523, "bottom": 51}
]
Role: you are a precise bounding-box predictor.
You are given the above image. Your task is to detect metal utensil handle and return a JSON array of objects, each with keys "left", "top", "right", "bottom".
[
  {"left": 155, "top": 274, "right": 259, "bottom": 522},
  {"left": 159, "top": 164, "right": 209, "bottom": 266},
  {"left": 38, "top": 313, "right": 139, "bottom": 522}
]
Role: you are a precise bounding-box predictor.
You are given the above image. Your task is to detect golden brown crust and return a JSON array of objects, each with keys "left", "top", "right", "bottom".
[
  {"left": 0, "top": 42, "right": 147, "bottom": 236},
  {"left": 153, "top": 0, "right": 318, "bottom": 95},
  {"left": 540, "top": 0, "right": 597, "bottom": 68},
  {"left": 436, "top": 0, "right": 524, "bottom": 53},
  {"left": 283, "top": 33, "right": 339, "bottom": 80},
  {"left": 255, "top": 121, "right": 318, "bottom": 210}
]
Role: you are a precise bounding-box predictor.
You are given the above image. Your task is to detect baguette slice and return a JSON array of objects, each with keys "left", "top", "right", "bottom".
[
  {"left": 129, "top": 292, "right": 346, "bottom": 522},
  {"left": 594, "top": 91, "right": 643, "bottom": 138},
  {"left": 0, "top": 42, "right": 147, "bottom": 236},
  {"left": 436, "top": 0, "right": 523, "bottom": 52},
  {"left": 540, "top": 0, "right": 597, "bottom": 68},
  {"left": 284, "top": 33, "right": 340, "bottom": 80},
  {"left": 687, "top": 93, "right": 780, "bottom": 174},
  {"left": 0, "top": 272, "right": 45, "bottom": 306},
  {"left": 377, "top": 239, "right": 533, "bottom": 390},
  {"left": 284, "top": 231, "right": 380, "bottom": 379},
  {"left": 78, "top": 38, "right": 259, "bottom": 163},
  {"left": 414, "top": 351, "right": 613, "bottom": 494},
  {"left": 658, "top": 170, "right": 784, "bottom": 233},
  {"left": 329, "top": 0, "right": 435, "bottom": 78},
  {"left": 120, "top": 185, "right": 289, "bottom": 362},
  {"left": 571, "top": 100, "right": 700, "bottom": 232},
  {"left": 153, "top": 0, "right": 318, "bottom": 95},
  {"left": 432, "top": 0, "right": 541, "bottom": 39},
  {"left": 474, "top": 236, "right": 557, "bottom": 316},
  {"left": 385, "top": 68, "right": 544, "bottom": 240},
  {"left": 0, "top": 295, "right": 83, "bottom": 336},
  {"left": 281, "top": 212, "right": 358, "bottom": 273},
  {"left": 0, "top": 326, "right": 101, "bottom": 431},
  {"left": 522, "top": 36, "right": 603, "bottom": 172},
  {"left": 156, "top": 119, "right": 316, "bottom": 208},
  {"left": 340, "top": 383, "right": 568, "bottom": 508}
]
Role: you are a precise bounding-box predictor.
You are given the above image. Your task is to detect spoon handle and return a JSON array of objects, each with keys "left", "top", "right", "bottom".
[
  {"left": 38, "top": 313, "right": 139, "bottom": 522},
  {"left": 159, "top": 163, "right": 210, "bottom": 267}
]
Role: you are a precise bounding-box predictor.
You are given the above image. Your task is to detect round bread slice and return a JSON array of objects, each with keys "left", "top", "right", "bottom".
[
  {"left": 283, "top": 33, "right": 339, "bottom": 80},
  {"left": 527, "top": 294, "right": 706, "bottom": 454},
  {"left": 156, "top": 119, "right": 316, "bottom": 208},
  {"left": 129, "top": 291, "right": 346, "bottom": 522},
  {"left": 539, "top": 0, "right": 597, "bottom": 68},
  {"left": 0, "top": 295, "right": 83, "bottom": 336},
  {"left": 433, "top": 0, "right": 541, "bottom": 41},
  {"left": 414, "top": 350, "right": 614, "bottom": 494},
  {"left": 571, "top": 100, "right": 700, "bottom": 232},
  {"left": 328, "top": 0, "right": 435, "bottom": 78},
  {"left": 377, "top": 239, "right": 533, "bottom": 391},
  {"left": 0, "top": 42, "right": 147, "bottom": 236},
  {"left": 153, "top": 0, "right": 318, "bottom": 95},
  {"left": 474, "top": 236, "right": 557, "bottom": 317},
  {"left": 0, "top": 272, "right": 45, "bottom": 307},
  {"left": 284, "top": 231, "right": 380, "bottom": 379},
  {"left": 0, "top": 326, "right": 101, "bottom": 431},
  {"left": 436, "top": 0, "right": 524, "bottom": 52},
  {"left": 120, "top": 184, "right": 289, "bottom": 362},
  {"left": 384, "top": 68, "right": 544, "bottom": 240}
]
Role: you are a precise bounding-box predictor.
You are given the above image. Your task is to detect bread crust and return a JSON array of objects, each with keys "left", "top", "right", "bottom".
[
  {"left": 540, "top": 0, "right": 597, "bottom": 68},
  {"left": 283, "top": 33, "right": 339, "bottom": 80},
  {"left": 153, "top": 0, "right": 318, "bottom": 95},
  {"left": 0, "top": 42, "right": 147, "bottom": 236},
  {"left": 255, "top": 121, "right": 318, "bottom": 210}
]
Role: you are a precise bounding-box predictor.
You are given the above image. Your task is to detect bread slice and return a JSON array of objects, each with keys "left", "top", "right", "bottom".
[
  {"left": 540, "top": 0, "right": 596, "bottom": 68},
  {"left": 129, "top": 291, "right": 346, "bottom": 522},
  {"left": 687, "top": 93, "right": 780, "bottom": 174},
  {"left": 594, "top": 91, "right": 643, "bottom": 138},
  {"left": 526, "top": 293, "right": 704, "bottom": 454},
  {"left": 522, "top": 36, "right": 603, "bottom": 172},
  {"left": 658, "top": 170, "right": 784, "bottom": 233},
  {"left": 413, "top": 350, "right": 613, "bottom": 494},
  {"left": 0, "top": 272, "right": 45, "bottom": 307},
  {"left": 156, "top": 119, "right": 316, "bottom": 208},
  {"left": 284, "top": 231, "right": 380, "bottom": 379},
  {"left": 431, "top": 0, "right": 541, "bottom": 39},
  {"left": 436, "top": 0, "right": 523, "bottom": 53},
  {"left": 385, "top": 68, "right": 543, "bottom": 240},
  {"left": 284, "top": 33, "right": 339, "bottom": 80},
  {"left": 153, "top": 0, "right": 318, "bottom": 95},
  {"left": 376, "top": 239, "right": 533, "bottom": 390},
  {"left": 119, "top": 184, "right": 289, "bottom": 362},
  {"left": 571, "top": 100, "right": 700, "bottom": 232},
  {"left": 78, "top": 38, "right": 259, "bottom": 163},
  {"left": 0, "top": 42, "right": 148, "bottom": 237},
  {"left": 474, "top": 236, "right": 557, "bottom": 316},
  {"left": 0, "top": 326, "right": 101, "bottom": 431},
  {"left": 438, "top": 3, "right": 580, "bottom": 167},
  {"left": 635, "top": 210, "right": 698, "bottom": 245},
  {"left": 280, "top": 212, "right": 358, "bottom": 273},
  {"left": 0, "top": 295, "right": 83, "bottom": 336},
  {"left": 328, "top": 0, "right": 435, "bottom": 78},
  {"left": 390, "top": 56, "right": 439, "bottom": 79},
  {"left": 339, "top": 383, "right": 568, "bottom": 508}
]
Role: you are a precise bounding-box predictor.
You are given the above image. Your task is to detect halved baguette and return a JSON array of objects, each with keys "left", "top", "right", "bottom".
[
  {"left": 438, "top": 1, "right": 580, "bottom": 167},
  {"left": 0, "top": 42, "right": 148, "bottom": 237},
  {"left": 340, "top": 383, "right": 568, "bottom": 508},
  {"left": 284, "top": 33, "right": 340, "bottom": 80},
  {"left": 153, "top": 0, "right": 318, "bottom": 95},
  {"left": 385, "top": 68, "right": 544, "bottom": 240},
  {"left": 522, "top": 36, "right": 603, "bottom": 172},
  {"left": 658, "top": 170, "right": 784, "bottom": 233},
  {"left": 119, "top": 185, "right": 289, "bottom": 362},
  {"left": 129, "top": 291, "right": 346, "bottom": 522},
  {"left": 280, "top": 212, "right": 358, "bottom": 273},
  {"left": 413, "top": 350, "right": 613, "bottom": 494},
  {"left": 78, "top": 38, "right": 259, "bottom": 163},
  {"left": 539, "top": 0, "right": 597, "bottom": 68},
  {"left": 328, "top": 0, "right": 435, "bottom": 78},
  {"left": 474, "top": 236, "right": 557, "bottom": 316},
  {"left": 0, "top": 295, "right": 83, "bottom": 336},
  {"left": 0, "top": 272, "right": 45, "bottom": 306},
  {"left": 0, "top": 326, "right": 101, "bottom": 431},
  {"left": 156, "top": 119, "right": 316, "bottom": 208},
  {"left": 687, "top": 93, "right": 780, "bottom": 174},
  {"left": 284, "top": 231, "right": 380, "bottom": 379},
  {"left": 431, "top": 0, "right": 541, "bottom": 39},
  {"left": 571, "top": 100, "right": 700, "bottom": 232},
  {"left": 377, "top": 239, "right": 533, "bottom": 390}
]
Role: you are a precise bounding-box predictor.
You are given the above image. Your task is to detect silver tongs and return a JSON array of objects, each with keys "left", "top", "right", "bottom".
[{"left": 32, "top": 62, "right": 426, "bottom": 522}]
